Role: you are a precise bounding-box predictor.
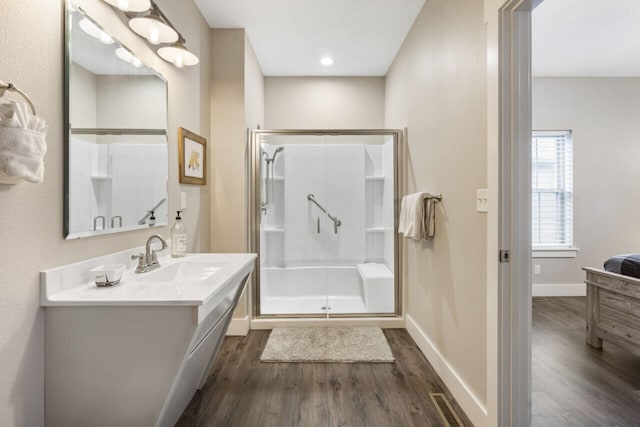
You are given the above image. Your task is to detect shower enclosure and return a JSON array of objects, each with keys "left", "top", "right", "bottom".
[{"left": 249, "top": 130, "right": 402, "bottom": 318}]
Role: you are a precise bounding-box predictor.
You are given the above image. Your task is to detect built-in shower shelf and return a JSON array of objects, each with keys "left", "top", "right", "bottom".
[
  {"left": 365, "top": 227, "right": 389, "bottom": 233},
  {"left": 272, "top": 176, "right": 284, "bottom": 181},
  {"left": 90, "top": 175, "right": 111, "bottom": 180},
  {"left": 264, "top": 228, "right": 284, "bottom": 233},
  {"left": 365, "top": 176, "right": 385, "bottom": 181}
]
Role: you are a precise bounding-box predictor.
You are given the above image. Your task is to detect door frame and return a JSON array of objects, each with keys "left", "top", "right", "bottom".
[
  {"left": 497, "top": 0, "right": 543, "bottom": 425},
  {"left": 247, "top": 129, "right": 404, "bottom": 319}
]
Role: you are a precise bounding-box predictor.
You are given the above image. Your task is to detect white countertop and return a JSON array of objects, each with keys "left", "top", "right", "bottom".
[{"left": 41, "top": 252, "right": 256, "bottom": 307}]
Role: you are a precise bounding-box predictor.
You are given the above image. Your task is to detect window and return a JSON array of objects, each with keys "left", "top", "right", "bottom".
[{"left": 532, "top": 131, "right": 574, "bottom": 251}]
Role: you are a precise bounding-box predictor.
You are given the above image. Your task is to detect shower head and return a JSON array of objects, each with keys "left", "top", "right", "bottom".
[
  {"left": 263, "top": 146, "right": 284, "bottom": 163},
  {"left": 272, "top": 146, "right": 284, "bottom": 162}
]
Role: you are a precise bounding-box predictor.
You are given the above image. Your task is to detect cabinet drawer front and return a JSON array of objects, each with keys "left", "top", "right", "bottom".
[{"left": 189, "top": 274, "right": 249, "bottom": 353}]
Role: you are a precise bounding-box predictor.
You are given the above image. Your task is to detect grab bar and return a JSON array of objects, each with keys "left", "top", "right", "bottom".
[
  {"left": 307, "top": 194, "right": 342, "bottom": 234},
  {"left": 93, "top": 215, "right": 105, "bottom": 231},
  {"left": 111, "top": 215, "right": 122, "bottom": 228}
]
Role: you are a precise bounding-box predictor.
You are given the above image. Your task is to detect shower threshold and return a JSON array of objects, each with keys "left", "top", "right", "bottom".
[{"left": 261, "top": 295, "right": 367, "bottom": 315}]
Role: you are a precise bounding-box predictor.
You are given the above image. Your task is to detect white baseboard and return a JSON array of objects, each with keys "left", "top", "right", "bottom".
[
  {"left": 405, "top": 314, "right": 487, "bottom": 427},
  {"left": 532, "top": 283, "right": 585, "bottom": 297},
  {"left": 226, "top": 316, "right": 250, "bottom": 336}
]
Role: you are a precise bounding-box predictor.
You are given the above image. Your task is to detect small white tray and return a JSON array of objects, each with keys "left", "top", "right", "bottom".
[{"left": 90, "top": 264, "right": 126, "bottom": 287}]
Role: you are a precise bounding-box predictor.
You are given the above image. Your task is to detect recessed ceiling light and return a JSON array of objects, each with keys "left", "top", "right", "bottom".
[{"left": 320, "top": 57, "right": 334, "bottom": 66}]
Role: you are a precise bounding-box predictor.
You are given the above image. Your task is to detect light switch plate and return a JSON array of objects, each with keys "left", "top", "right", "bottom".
[
  {"left": 476, "top": 189, "right": 488, "bottom": 212},
  {"left": 181, "top": 192, "right": 187, "bottom": 210}
]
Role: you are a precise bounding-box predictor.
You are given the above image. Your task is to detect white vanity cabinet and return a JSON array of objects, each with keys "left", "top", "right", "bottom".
[{"left": 41, "top": 252, "right": 256, "bottom": 427}]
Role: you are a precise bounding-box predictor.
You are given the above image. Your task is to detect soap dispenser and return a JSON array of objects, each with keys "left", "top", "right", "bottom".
[
  {"left": 147, "top": 210, "right": 156, "bottom": 227},
  {"left": 171, "top": 210, "right": 187, "bottom": 257}
]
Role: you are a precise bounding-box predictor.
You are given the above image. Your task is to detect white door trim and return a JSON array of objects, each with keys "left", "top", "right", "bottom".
[{"left": 498, "top": 0, "right": 542, "bottom": 425}]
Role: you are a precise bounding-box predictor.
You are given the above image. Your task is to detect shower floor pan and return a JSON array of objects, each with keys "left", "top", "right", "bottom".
[{"left": 260, "top": 295, "right": 368, "bottom": 315}]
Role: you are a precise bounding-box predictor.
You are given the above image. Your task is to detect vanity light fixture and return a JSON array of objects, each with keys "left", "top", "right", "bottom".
[
  {"left": 79, "top": 18, "right": 114, "bottom": 44},
  {"left": 128, "top": 5, "right": 178, "bottom": 45},
  {"left": 158, "top": 40, "right": 199, "bottom": 68},
  {"left": 104, "top": 0, "right": 151, "bottom": 12},
  {"left": 102, "top": 0, "right": 199, "bottom": 68}
]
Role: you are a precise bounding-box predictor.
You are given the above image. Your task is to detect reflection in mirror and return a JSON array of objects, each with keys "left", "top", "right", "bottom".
[{"left": 65, "top": 1, "right": 168, "bottom": 239}]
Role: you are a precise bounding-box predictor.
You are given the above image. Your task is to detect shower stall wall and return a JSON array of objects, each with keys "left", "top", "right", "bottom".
[{"left": 249, "top": 130, "right": 402, "bottom": 318}]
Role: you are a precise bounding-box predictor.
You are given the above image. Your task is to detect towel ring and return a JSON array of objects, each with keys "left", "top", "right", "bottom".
[{"left": 0, "top": 81, "right": 36, "bottom": 115}]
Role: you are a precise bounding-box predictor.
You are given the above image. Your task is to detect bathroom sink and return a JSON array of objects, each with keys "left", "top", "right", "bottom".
[
  {"left": 41, "top": 251, "right": 256, "bottom": 308},
  {"left": 41, "top": 251, "right": 256, "bottom": 427},
  {"left": 141, "top": 261, "right": 223, "bottom": 282}
]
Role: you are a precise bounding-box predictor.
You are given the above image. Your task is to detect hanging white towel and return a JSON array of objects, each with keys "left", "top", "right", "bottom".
[
  {"left": 398, "top": 192, "right": 437, "bottom": 240},
  {"left": 0, "top": 101, "right": 47, "bottom": 183}
]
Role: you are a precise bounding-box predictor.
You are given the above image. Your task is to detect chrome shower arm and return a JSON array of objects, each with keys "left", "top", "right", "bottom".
[{"left": 307, "top": 194, "right": 342, "bottom": 233}]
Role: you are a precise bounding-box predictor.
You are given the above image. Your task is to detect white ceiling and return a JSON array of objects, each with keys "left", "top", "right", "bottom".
[
  {"left": 194, "top": 0, "right": 425, "bottom": 76},
  {"left": 533, "top": 0, "right": 640, "bottom": 77}
]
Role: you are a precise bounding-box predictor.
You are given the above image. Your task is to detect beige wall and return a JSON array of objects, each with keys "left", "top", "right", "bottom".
[
  {"left": 532, "top": 77, "right": 640, "bottom": 284},
  {"left": 385, "top": 0, "right": 488, "bottom": 424},
  {"left": 0, "top": 0, "right": 211, "bottom": 424},
  {"left": 210, "top": 29, "right": 265, "bottom": 320},
  {"left": 210, "top": 29, "right": 246, "bottom": 254},
  {"left": 265, "top": 77, "right": 385, "bottom": 129}
]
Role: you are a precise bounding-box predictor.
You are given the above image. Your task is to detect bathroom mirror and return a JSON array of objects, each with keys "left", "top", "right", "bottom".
[{"left": 64, "top": 1, "right": 168, "bottom": 239}]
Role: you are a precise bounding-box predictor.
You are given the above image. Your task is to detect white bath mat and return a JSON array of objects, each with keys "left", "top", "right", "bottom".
[{"left": 260, "top": 327, "right": 395, "bottom": 363}]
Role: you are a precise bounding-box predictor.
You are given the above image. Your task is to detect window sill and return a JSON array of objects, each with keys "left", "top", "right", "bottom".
[{"left": 532, "top": 247, "right": 579, "bottom": 258}]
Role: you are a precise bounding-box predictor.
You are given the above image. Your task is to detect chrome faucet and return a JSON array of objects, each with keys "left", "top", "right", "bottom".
[{"left": 131, "top": 234, "right": 168, "bottom": 273}]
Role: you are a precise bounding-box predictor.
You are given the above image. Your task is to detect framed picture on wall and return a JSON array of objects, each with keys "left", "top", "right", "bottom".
[{"left": 178, "top": 127, "right": 207, "bottom": 185}]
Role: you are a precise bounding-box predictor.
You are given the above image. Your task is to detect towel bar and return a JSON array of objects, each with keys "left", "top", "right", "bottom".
[
  {"left": 427, "top": 194, "right": 443, "bottom": 202},
  {"left": 0, "top": 81, "right": 36, "bottom": 115}
]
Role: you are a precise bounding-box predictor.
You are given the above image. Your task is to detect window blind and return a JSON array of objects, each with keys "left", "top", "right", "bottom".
[{"left": 532, "top": 131, "right": 573, "bottom": 247}]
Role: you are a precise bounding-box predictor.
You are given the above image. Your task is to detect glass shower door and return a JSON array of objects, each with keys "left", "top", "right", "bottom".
[
  {"left": 258, "top": 134, "right": 329, "bottom": 316},
  {"left": 324, "top": 134, "right": 397, "bottom": 316},
  {"left": 253, "top": 130, "right": 398, "bottom": 318}
]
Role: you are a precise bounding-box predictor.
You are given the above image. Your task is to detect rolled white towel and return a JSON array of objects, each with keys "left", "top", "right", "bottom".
[
  {"left": 0, "top": 126, "right": 47, "bottom": 183},
  {"left": 0, "top": 101, "right": 48, "bottom": 183},
  {"left": 0, "top": 101, "right": 47, "bottom": 132}
]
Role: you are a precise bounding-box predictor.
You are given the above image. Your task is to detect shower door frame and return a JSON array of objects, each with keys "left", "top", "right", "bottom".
[{"left": 248, "top": 129, "right": 404, "bottom": 319}]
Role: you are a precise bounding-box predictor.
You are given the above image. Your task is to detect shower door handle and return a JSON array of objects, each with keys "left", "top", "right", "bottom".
[{"left": 317, "top": 217, "right": 320, "bottom": 234}]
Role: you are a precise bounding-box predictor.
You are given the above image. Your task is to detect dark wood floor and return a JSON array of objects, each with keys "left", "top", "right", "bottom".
[
  {"left": 532, "top": 297, "right": 640, "bottom": 426},
  {"left": 177, "top": 328, "right": 472, "bottom": 427}
]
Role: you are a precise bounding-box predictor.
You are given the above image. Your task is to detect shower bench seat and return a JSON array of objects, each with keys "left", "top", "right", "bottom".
[{"left": 357, "top": 263, "right": 394, "bottom": 313}]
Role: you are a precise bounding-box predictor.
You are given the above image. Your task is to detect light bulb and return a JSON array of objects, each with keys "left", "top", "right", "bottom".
[
  {"left": 80, "top": 18, "right": 114, "bottom": 45},
  {"left": 100, "top": 33, "right": 113, "bottom": 44},
  {"left": 118, "top": 0, "right": 129, "bottom": 10},
  {"left": 175, "top": 52, "right": 184, "bottom": 68},
  {"left": 115, "top": 47, "right": 132, "bottom": 63},
  {"left": 132, "top": 57, "right": 142, "bottom": 68},
  {"left": 149, "top": 25, "right": 159, "bottom": 44}
]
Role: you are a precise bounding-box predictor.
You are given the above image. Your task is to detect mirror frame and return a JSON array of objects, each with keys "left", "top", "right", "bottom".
[{"left": 63, "top": 1, "right": 169, "bottom": 239}]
